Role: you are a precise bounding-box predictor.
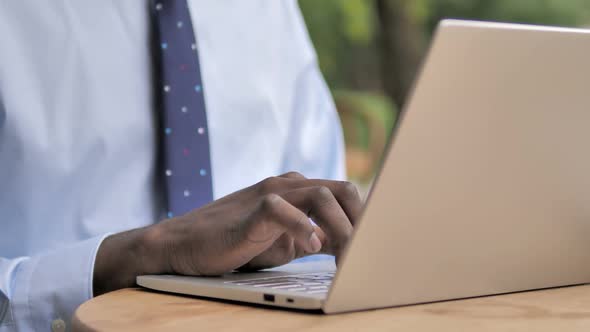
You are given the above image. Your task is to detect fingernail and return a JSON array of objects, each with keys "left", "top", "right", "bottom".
[{"left": 309, "top": 233, "right": 322, "bottom": 253}]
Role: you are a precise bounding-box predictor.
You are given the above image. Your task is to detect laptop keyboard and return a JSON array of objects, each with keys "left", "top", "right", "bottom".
[{"left": 224, "top": 272, "right": 335, "bottom": 295}]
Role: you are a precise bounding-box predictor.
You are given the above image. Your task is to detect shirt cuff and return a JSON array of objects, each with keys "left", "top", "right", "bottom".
[{"left": 11, "top": 233, "right": 111, "bottom": 332}]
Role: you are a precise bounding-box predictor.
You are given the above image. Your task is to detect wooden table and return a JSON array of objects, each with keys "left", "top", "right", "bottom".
[{"left": 73, "top": 285, "right": 590, "bottom": 331}]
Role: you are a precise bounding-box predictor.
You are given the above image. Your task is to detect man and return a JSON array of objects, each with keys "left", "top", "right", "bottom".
[{"left": 0, "top": 1, "right": 361, "bottom": 331}]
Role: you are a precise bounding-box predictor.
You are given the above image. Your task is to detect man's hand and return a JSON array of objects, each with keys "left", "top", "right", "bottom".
[{"left": 93, "top": 172, "right": 362, "bottom": 296}]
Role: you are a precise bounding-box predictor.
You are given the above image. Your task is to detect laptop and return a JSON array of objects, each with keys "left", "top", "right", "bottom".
[{"left": 137, "top": 19, "right": 590, "bottom": 314}]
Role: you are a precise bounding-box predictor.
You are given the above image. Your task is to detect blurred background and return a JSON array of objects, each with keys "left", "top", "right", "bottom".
[{"left": 299, "top": 0, "right": 590, "bottom": 195}]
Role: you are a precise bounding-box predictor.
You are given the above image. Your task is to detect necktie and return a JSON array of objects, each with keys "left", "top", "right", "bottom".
[{"left": 153, "top": 0, "right": 213, "bottom": 218}]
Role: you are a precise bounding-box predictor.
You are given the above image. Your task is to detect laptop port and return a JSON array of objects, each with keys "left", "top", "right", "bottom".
[
  {"left": 287, "top": 298, "right": 294, "bottom": 303},
  {"left": 263, "top": 294, "right": 275, "bottom": 302}
]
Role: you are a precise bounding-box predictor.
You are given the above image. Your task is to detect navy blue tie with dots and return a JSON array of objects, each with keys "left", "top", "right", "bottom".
[{"left": 153, "top": 0, "right": 213, "bottom": 218}]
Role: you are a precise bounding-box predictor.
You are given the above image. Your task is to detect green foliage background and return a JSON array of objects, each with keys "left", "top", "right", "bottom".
[
  {"left": 300, "top": 0, "right": 590, "bottom": 91},
  {"left": 298, "top": 0, "right": 590, "bottom": 184}
]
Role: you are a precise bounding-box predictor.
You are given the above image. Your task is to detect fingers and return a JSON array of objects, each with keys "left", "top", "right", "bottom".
[
  {"left": 258, "top": 175, "right": 363, "bottom": 226},
  {"left": 241, "top": 194, "right": 322, "bottom": 255},
  {"left": 237, "top": 234, "right": 299, "bottom": 272},
  {"left": 236, "top": 173, "right": 362, "bottom": 267},
  {"left": 278, "top": 171, "right": 307, "bottom": 180},
  {"left": 280, "top": 186, "right": 353, "bottom": 257},
  {"left": 302, "top": 180, "right": 362, "bottom": 226}
]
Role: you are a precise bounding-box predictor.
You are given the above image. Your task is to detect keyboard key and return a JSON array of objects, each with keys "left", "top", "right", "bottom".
[
  {"left": 287, "top": 288, "right": 307, "bottom": 292},
  {"left": 308, "top": 286, "right": 327, "bottom": 290},
  {"left": 271, "top": 284, "right": 304, "bottom": 289},
  {"left": 252, "top": 282, "right": 294, "bottom": 288}
]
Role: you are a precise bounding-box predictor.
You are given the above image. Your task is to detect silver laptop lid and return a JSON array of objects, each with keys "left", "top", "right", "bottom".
[{"left": 325, "top": 19, "right": 590, "bottom": 313}]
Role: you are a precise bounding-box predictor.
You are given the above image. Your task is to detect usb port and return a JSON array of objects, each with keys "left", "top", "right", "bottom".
[{"left": 263, "top": 294, "right": 275, "bottom": 302}]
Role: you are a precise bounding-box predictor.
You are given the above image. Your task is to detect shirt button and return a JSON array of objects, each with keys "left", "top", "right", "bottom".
[{"left": 51, "top": 319, "right": 66, "bottom": 332}]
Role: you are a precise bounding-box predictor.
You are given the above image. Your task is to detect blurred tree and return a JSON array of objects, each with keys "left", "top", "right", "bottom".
[
  {"left": 299, "top": 0, "right": 381, "bottom": 91},
  {"left": 376, "top": 0, "right": 426, "bottom": 109},
  {"left": 299, "top": 0, "right": 590, "bottom": 185},
  {"left": 422, "top": 0, "right": 590, "bottom": 34},
  {"left": 300, "top": 0, "right": 590, "bottom": 96}
]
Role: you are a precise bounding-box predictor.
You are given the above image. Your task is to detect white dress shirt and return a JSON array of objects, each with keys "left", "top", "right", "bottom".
[{"left": 0, "top": 1, "right": 345, "bottom": 331}]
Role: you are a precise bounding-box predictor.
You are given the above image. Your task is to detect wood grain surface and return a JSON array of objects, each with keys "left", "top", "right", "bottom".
[{"left": 73, "top": 285, "right": 590, "bottom": 331}]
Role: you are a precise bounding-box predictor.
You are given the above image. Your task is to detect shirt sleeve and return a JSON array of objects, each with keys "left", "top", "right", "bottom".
[
  {"left": 0, "top": 234, "right": 110, "bottom": 332},
  {"left": 279, "top": 3, "right": 346, "bottom": 181}
]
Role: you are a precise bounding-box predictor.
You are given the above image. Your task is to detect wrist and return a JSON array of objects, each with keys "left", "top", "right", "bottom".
[
  {"left": 137, "top": 223, "right": 172, "bottom": 275},
  {"left": 93, "top": 225, "right": 166, "bottom": 296}
]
